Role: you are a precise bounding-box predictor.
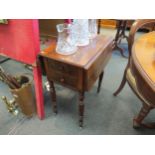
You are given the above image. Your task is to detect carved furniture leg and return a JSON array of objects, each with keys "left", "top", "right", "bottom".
[
  {"left": 49, "top": 80, "right": 57, "bottom": 114},
  {"left": 122, "top": 21, "right": 129, "bottom": 43},
  {"left": 133, "top": 104, "right": 154, "bottom": 129},
  {"left": 113, "top": 20, "right": 128, "bottom": 58},
  {"left": 118, "top": 31, "right": 129, "bottom": 44},
  {"left": 113, "top": 44, "right": 127, "bottom": 58},
  {"left": 118, "top": 20, "right": 129, "bottom": 44},
  {"left": 113, "top": 69, "right": 127, "bottom": 96},
  {"left": 97, "top": 71, "right": 104, "bottom": 93},
  {"left": 79, "top": 92, "right": 85, "bottom": 127}
]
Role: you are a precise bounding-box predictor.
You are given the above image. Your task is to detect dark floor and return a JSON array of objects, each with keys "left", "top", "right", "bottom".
[{"left": 0, "top": 29, "right": 155, "bottom": 135}]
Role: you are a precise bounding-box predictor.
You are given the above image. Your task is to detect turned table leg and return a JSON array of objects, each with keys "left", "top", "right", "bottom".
[
  {"left": 97, "top": 71, "right": 104, "bottom": 93},
  {"left": 49, "top": 81, "right": 57, "bottom": 114},
  {"left": 79, "top": 92, "right": 85, "bottom": 127},
  {"left": 133, "top": 104, "right": 152, "bottom": 128}
]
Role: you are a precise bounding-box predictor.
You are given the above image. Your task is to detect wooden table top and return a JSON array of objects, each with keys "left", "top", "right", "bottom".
[
  {"left": 40, "top": 35, "right": 113, "bottom": 69},
  {"left": 132, "top": 31, "right": 155, "bottom": 91}
]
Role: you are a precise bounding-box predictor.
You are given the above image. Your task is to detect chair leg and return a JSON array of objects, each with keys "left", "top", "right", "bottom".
[
  {"left": 113, "top": 69, "right": 127, "bottom": 96},
  {"left": 133, "top": 104, "right": 152, "bottom": 129},
  {"left": 97, "top": 71, "right": 104, "bottom": 93}
]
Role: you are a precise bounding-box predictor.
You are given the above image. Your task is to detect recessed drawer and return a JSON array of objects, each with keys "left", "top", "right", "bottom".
[
  {"left": 47, "top": 59, "right": 78, "bottom": 76},
  {"left": 48, "top": 70, "right": 78, "bottom": 88}
]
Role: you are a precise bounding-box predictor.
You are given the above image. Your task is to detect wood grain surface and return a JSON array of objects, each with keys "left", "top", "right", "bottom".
[{"left": 132, "top": 31, "right": 155, "bottom": 91}]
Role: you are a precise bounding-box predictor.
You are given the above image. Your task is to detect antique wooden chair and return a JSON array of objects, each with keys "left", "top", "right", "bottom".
[{"left": 113, "top": 19, "right": 155, "bottom": 128}]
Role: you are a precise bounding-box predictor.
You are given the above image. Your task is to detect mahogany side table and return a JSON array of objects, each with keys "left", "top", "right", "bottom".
[{"left": 39, "top": 35, "right": 113, "bottom": 127}]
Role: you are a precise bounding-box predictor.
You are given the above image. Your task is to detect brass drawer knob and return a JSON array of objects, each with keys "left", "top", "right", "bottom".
[{"left": 60, "top": 78, "right": 65, "bottom": 83}]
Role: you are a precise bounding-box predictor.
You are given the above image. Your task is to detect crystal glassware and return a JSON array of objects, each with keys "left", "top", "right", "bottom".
[
  {"left": 89, "top": 19, "right": 98, "bottom": 39},
  {"left": 72, "top": 19, "right": 89, "bottom": 46},
  {"left": 56, "top": 23, "right": 78, "bottom": 55}
]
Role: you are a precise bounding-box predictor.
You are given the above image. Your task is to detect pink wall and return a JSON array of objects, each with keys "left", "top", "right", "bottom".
[{"left": 0, "top": 19, "right": 40, "bottom": 65}]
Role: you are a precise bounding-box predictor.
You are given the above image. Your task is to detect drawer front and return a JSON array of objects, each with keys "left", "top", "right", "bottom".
[
  {"left": 47, "top": 58, "right": 78, "bottom": 76},
  {"left": 44, "top": 58, "right": 83, "bottom": 91},
  {"left": 48, "top": 70, "right": 78, "bottom": 88}
]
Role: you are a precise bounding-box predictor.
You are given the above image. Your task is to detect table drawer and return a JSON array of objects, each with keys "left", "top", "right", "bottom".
[
  {"left": 46, "top": 58, "right": 78, "bottom": 76},
  {"left": 44, "top": 58, "right": 83, "bottom": 90},
  {"left": 48, "top": 70, "right": 78, "bottom": 88}
]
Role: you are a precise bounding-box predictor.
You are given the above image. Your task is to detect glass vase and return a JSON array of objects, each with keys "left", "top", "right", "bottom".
[
  {"left": 56, "top": 23, "right": 77, "bottom": 55},
  {"left": 89, "top": 19, "right": 98, "bottom": 39},
  {"left": 72, "top": 19, "right": 89, "bottom": 46}
]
